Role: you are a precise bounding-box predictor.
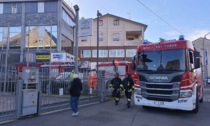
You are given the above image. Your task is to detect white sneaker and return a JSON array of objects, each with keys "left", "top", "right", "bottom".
[
  {"left": 72, "top": 113, "right": 77, "bottom": 117},
  {"left": 75, "top": 112, "right": 79, "bottom": 115},
  {"left": 72, "top": 112, "right": 79, "bottom": 117}
]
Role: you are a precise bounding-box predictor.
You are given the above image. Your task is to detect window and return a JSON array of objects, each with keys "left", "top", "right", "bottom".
[
  {"left": 16, "top": 3, "right": 22, "bottom": 13},
  {"left": 26, "top": 2, "right": 38, "bottom": 13},
  {"left": 81, "top": 37, "right": 87, "bottom": 42},
  {"left": 109, "top": 49, "right": 124, "bottom": 57},
  {"left": 99, "top": 34, "right": 103, "bottom": 41},
  {"left": 0, "top": 4, "right": 3, "bottom": 14},
  {"left": 189, "top": 51, "right": 194, "bottom": 70},
  {"left": 12, "top": 3, "right": 17, "bottom": 13},
  {"left": 62, "top": 9, "right": 76, "bottom": 27},
  {"left": 44, "top": 1, "right": 57, "bottom": 13},
  {"left": 38, "top": 2, "right": 44, "bottom": 13},
  {"left": 10, "top": 27, "right": 21, "bottom": 38},
  {"left": 81, "top": 50, "right": 91, "bottom": 58},
  {"left": 99, "top": 50, "right": 108, "bottom": 57},
  {"left": 24, "top": 26, "right": 58, "bottom": 48},
  {"left": 0, "top": 26, "right": 21, "bottom": 48},
  {"left": 114, "top": 19, "right": 119, "bottom": 25},
  {"left": 2, "top": 3, "right": 21, "bottom": 14},
  {"left": 92, "top": 50, "right": 108, "bottom": 57},
  {"left": 3, "top": 3, "right": 12, "bottom": 14},
  {"left": 112, "top": 33, "right": 119, "bottom": 41},
  {"left": 3, "top": 27, "right": 9, "bottom": 40},
  {"left": 99, "top": 20, "right": 103, "bottom": 26},
  {"left": 136, "top": 50, "right": 185, "bottom": 71},
  {"left": 126, "top": 49, "right": 136, "bottom": 57},
  {"left": 38, "top": 26, "right": 45, "bottom": 39}
]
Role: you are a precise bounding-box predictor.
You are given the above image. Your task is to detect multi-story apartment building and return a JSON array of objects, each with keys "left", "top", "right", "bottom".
[
  {"left": 78, "top": 14, "right": 147, "bottom": 69},
  {"left": 193, "top": 38, "right": 210, "bottom": 79},
  {"left": 0, "top": 0, "right": 75, "bottom": 63}
]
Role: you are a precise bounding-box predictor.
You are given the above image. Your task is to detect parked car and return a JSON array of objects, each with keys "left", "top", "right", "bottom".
[{"left": 51, "top": 72, "right": 72, "bottom": 95}]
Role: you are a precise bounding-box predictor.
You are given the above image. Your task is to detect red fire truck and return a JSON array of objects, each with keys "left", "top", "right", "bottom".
[
  {"left": 132, "top": 37, "right": 204, "bottom": 113},
  {"left": 97, "top": 61, "right": 139, "bottom": 88}
]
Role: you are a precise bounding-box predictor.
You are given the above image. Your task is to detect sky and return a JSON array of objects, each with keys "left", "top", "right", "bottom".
[{"left": 71, "top": 0, "right": 210, "bottom": 42}]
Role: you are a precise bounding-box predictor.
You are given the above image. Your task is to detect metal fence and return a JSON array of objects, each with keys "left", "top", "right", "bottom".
[
  {"left": 0, "top": 53, "right": 112, "bottom": 123},
  {"left": 0, "top": 51, "right": 19, "bottom": 123},
  {"left": 39, "top": 69, "right": 112, "bottom": 113}
]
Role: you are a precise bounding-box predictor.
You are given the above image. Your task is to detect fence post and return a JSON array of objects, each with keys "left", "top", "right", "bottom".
[
  {"left": 37, "top": 77, "right": 42, "bottom": 116},
  {"left": 16, "top": 80, "right": 23, "bottom": 119},
  {"left": 98, "top": 70, "right": 105, "bottom": 102}
]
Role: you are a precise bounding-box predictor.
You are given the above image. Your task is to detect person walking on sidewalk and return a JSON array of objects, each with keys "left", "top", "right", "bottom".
[
  {"left": 69, "top": 74, "right": 83, "bottom": 117},
  {"left": 109, "top": 73, "right": 123, "bottom": 105},
  {"left": 122, "top": 72, "right": 134, "bottom": 108}
]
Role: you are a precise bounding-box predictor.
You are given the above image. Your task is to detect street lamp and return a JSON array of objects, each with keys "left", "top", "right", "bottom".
[
  {"left": 96, "top": 10, "right": 102, "bottom": 75},
  {"left": 74, "top": 5, "right": 79, "bottom": 74},
  {"left": 97, "top": 10, "right": 102, "bottom": 102},
  {"left": 203, "top": 32, "right": 210, "bottom": 86},
  {"left": 48, "top": 17, "right": 53, "bottom": 95}
]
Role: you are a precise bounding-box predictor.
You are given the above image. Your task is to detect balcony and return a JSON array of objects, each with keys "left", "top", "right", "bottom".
[{"left": 125, "top": 31, "right": 142, "bottom": 45}]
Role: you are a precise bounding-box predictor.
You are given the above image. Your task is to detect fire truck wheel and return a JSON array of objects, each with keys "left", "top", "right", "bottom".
[
  {"left": 199, "top": 86, "right": 204, "bottom": 103},
  {"left": 192, "top": 89, "right": 199, "bottom": 113}
]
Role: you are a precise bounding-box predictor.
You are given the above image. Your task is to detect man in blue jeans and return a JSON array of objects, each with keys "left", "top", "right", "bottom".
[{"left": 69, "top": 74, "right": 83, "bottom": 117}]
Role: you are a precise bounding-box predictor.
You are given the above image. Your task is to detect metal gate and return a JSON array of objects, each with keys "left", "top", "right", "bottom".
[
  {"left": 0, "top": 51, "right": 20, "bottom": 123},
  {"left": 39, "top": 69, "right": 112, "bottom": 113},
  {"left": 0, "top": 51, "right": 112, "bottom": 123}
]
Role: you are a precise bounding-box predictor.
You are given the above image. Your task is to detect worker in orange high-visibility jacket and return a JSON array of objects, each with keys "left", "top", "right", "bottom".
[
  {"left": 109, "top": 73, "right": 123, "bottom": 105},
  {"left": 88, "top": 73, "right": 97, "bottom": 90},
  {"left": 122, "top": 72, "right": 134, "bottom": 108}
]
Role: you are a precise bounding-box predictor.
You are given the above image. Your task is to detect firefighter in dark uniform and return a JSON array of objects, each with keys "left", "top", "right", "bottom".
[
  {"left": 122, "top": 72, "right": 134, "bottom": 108},
  {"left": 109, "top": 73, "right": 123, "bottom": 105}
]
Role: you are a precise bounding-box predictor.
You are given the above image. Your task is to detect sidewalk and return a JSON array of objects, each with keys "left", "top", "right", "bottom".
[
  {"left": 2, "top": 99, "right": 139, "bottom": 126},
  {"left": 1, "top": 85, "right": 210, "bottom": 126}
]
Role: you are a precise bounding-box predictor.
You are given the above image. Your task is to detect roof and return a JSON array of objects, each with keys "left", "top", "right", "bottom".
[
  {"left": 192, "top": 37, "right": 210, "bottom": 44},
  {"left": 94, "top": 13, "right": 148, "bottom": 30}
]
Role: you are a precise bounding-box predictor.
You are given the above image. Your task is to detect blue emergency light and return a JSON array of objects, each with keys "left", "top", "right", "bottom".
[
  {"left": 179, "top": 35, "right": 184, "bottom": 40},
  {"left": 143, "top": 40, "right": 148, "bottom": 44}
]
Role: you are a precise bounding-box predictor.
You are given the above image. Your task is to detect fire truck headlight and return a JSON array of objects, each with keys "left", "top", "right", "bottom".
[
  {"left": 179, "top": 91, "right": 192, "bottom": 98},
  {"left": 134, "top": 89, "right": 141, "bottom": 95}
]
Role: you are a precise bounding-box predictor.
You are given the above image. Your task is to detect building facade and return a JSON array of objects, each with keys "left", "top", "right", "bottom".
[
  {"left": 0, "top": 0, "right": 75, "bottom": 63},
  {"left": 193, "top": 38, "right": 210, "bottom": 79},
  {"left": 78, "top": 14, "right": 147, "bottom": 69}
]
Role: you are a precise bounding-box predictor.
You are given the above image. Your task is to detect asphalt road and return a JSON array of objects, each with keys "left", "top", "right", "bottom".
[{"left": 1, "top": 97, "right": 210, "bottom": 126}]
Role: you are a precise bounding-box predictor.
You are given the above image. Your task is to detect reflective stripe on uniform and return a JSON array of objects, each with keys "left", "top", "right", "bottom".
[
  {"left": 109, "top": 84, "right": 112, "bottom": 88},
  {"left": 115, "top": 98, "right": 120, "bottom": 101},
  {"left": 127, "top": 99, "right": 131, "bottom": 101},
  {"left": 128, "top": 89, "right": 132, "bottom": 92}
]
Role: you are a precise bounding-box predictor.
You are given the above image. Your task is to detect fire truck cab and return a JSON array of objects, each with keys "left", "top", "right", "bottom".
[{"left": 132, "top": 37, "right": 204, "bottom": 113}]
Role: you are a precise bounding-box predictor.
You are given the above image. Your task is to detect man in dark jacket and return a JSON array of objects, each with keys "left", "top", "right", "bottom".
[
  {"left": 109, "top": 73, "right": 123, "bottom": 105},
  {"left": 69, "top": 74, "right": 82, "bottom": 117},
  {"left": 122, "top": 72, "right": 134, "bottom": 108}
]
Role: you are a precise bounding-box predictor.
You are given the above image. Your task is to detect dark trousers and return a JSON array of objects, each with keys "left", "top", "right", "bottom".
[
  {"left": 70, "top": 96, "right": 79, "bottom": 113},
  {"left": 125, "top": 91, "right": 132, "bottom": 102},
  {"left": 112, "top": 90, "right": 120, "bottom": 102}
]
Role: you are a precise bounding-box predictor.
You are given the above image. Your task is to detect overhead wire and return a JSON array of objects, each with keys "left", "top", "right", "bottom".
[{"left": 136, "top": 0, "right": 192, "bottom": 40}]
